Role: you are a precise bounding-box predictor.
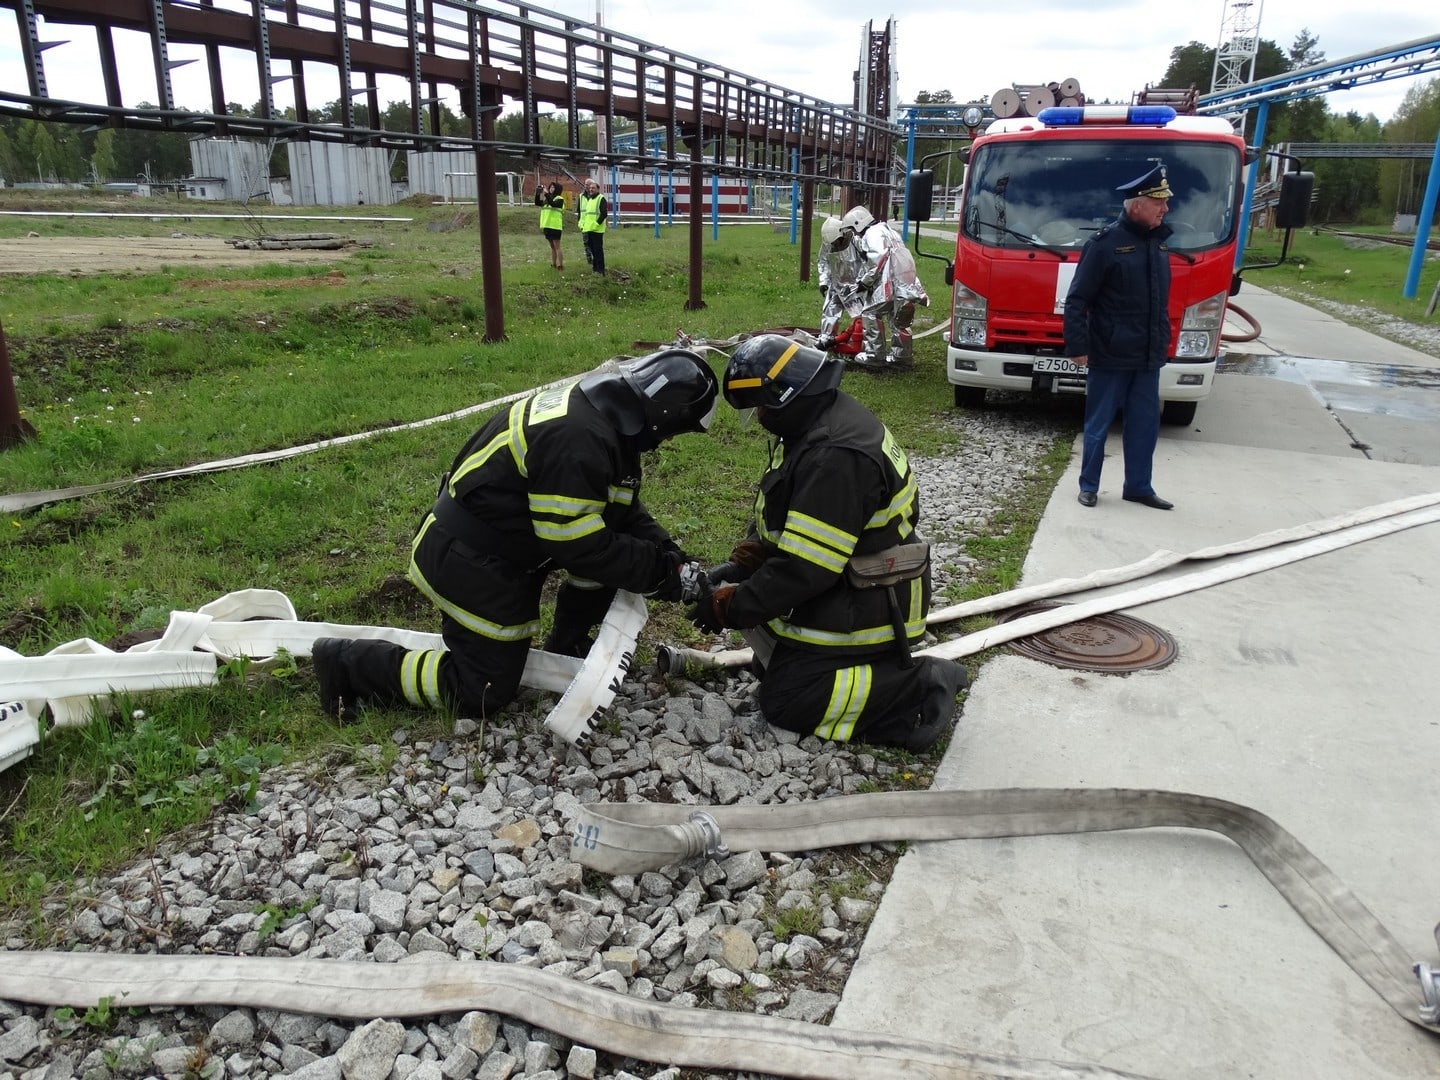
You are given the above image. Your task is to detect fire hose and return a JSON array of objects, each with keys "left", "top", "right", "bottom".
[
  {"left": 0, "top": 949, "right": 1162, "bottom": 1080},
  {"left": 657, "top": 489, "right": 1440, "bottom": 674},
  {"left": 1, "top": 786, "right": 1435, "bottom": 1078},
  {"left": 567, "top": 788, "right": 1440, "bottom": 1036},
  {"left": 3, "top": 548, "right": 1437, "bottom": 1072}
]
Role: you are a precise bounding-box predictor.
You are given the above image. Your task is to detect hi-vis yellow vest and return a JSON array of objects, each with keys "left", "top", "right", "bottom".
[
  {"left": 539, "top": 195, "right": 564, "bottom": 231},
  {"left": 578, "top": 193, "right": 606, "bottom": 234}
]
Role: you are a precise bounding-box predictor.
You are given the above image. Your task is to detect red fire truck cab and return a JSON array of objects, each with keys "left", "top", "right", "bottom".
[{"left": 943, "top": 105, "right": 1246, "bottom": 426}]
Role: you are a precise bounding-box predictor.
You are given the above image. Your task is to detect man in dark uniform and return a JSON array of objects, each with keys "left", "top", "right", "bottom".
[
  {"left": 688, "top": 334, "right": 968, "bottom": 752},
  {"left": 1063, "top": 163, "right": 1176, "bottom": 511},
  {"left": 312, "top": 349, "right": 719, "bottom": 723}
]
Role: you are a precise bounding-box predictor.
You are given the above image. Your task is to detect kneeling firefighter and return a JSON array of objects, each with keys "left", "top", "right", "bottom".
[
  {"left": 313, "top": 349, "right": 719, "bottom": 722},
  {"left": 687, "top": 335, "right": 967, "bottom": 750}
]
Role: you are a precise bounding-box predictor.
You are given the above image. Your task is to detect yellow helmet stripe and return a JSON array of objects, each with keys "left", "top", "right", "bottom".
[{"left": 767, "top": 342, "right": 800, "bottom": 379}]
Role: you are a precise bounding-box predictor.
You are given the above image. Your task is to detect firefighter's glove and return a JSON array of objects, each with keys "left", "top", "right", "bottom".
[
  {"left": 815, "top": 335, "right": 836, "bottom": 353},
  {"left": 688, "top": 584, "right": 736, "bottom": 634},
  {"left": 710, "top": 538, "right": 768, "bottom": 585},
  {"left": 818, "top": 284, "right": 828, "bottom": 297},
  {"left": 659, "top": 537, "right": 693, "bottom": 563}
]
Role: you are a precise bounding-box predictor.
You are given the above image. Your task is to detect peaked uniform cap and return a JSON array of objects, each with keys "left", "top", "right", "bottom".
[{"left": 1117, "top": 164, "right": 1173, "bottom": 200}]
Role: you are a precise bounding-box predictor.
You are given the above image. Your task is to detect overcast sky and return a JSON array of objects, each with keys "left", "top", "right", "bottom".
[
  {"left": 560, "top": 0, "right": 1435, "bottom": 123},
  {"left": 0, "top": 1, "right": 1433, "bottom": 127}
]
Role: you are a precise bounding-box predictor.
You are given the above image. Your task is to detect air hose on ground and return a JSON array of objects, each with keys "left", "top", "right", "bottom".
[{"left": 1221, "top": 301, "right": 1261, "bottom": 344}]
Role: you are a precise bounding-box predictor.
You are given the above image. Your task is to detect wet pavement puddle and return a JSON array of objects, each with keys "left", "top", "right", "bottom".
[{"left": 1220, "top": 353, "right": 1440, "bottom": 422}]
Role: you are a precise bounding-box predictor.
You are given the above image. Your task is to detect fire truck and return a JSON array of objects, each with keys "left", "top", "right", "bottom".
[{"left": 932, "top": 103, "right": 1250, "bottom": 426}]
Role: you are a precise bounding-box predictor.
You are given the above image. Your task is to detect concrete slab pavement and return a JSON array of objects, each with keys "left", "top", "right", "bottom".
[
  {"left": 832, "top": 297, "right": 1440, "bottom": 1077},
  {"left": 1227, "top": 283, "right": 1440, "bottom": 370}
]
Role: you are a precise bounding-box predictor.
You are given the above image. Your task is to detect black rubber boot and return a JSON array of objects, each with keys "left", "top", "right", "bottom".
[
  {"left": 903, "top": 657, "right": 970, "bottom": 752},
  {"left": 312, "top": 637, "right": 357, "bottom": 723},
  {"left": 543, "top": 585, "right": 615, "bottom": 658},
  {"left": 312, "top": 637, "right": 408, "bottom": 723}
]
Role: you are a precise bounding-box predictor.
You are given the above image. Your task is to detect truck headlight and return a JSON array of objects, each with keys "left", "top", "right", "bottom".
[
  {"left": 955, "top": 320, "right": 986, "bottom": 345},
  {"left": 951, "top": 282, "right": 988, "bottom": 321},
  {"left": 1175, "top": 330, "right": 1215, "bottom": 357},
  {"left": 1182, "top": 291, "right": 1227, "bottom": 331},
  {"left": 951, "top": 282, "right": 988, "bottom": 347}
]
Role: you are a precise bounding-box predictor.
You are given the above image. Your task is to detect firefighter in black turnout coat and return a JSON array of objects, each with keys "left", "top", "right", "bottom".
[
  {"left": 689, "top": 335, "right": 968, "bottom": 750},
  {"left": 313, "top": 350, "right": 719, "bottom": 722}
]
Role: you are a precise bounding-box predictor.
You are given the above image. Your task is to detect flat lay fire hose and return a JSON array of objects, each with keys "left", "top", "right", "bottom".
[
  {"left": 4, "top": 352, "right": 1437, "bottom": 1074},
  {"left": 658, "top": 489, "right": 1440, "bottom": 673},
  {"left": 0, "top": 950, "right": 1161, "bottom": 1080},
  {"left": 566, "top": 788, "right": 1440, "bottom": 1036},
  {"left": 0, "top": 586, "right": 646, "bottom": 770},
  {"left": 0, "top": 363, "right": 631, "bottom": 516}
]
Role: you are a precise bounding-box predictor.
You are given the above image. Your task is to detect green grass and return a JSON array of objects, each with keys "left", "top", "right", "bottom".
[
  {"left": 0, "top": 191, "right": 976, "bottom": 929},
  {"left": 1239, "top": 225, "right": 1440, "bottom": 338},
  {"left": 3, "top": 194, "right": 1429, "bottom": 938}
]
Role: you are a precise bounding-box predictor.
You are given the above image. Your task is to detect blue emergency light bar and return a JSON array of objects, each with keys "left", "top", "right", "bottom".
[{"left": 1037, "top": 105, "right": 1178, "bottom": 126}]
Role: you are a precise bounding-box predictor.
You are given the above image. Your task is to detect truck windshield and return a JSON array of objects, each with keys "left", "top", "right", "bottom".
[{"left": 962, "top": 139, "right": 1240, "bottom": 253}]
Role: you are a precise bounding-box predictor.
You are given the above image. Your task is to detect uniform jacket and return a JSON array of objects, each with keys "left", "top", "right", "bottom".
[
  {"left": 726, "top": 391, "right": 930, "bottom": 656},
  {"left": 1063, "top": 212, "right": 1173, "bottom": 371},
  {"left": 408, "top": 382, "right": 670, "bottom": 639}
]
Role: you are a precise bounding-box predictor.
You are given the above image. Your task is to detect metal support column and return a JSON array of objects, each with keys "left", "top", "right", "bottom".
[
  {"left": 0, "top": 320, "right": 38, "bottom": 451},
  {"left": 1234, "top": 99, "right": 1269, "bottom": 270},
  {"left": 1403, "top": 127, "right": 1440, "bottom": 299}
]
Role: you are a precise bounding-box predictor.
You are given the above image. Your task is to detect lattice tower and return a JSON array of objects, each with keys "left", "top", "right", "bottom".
[{"left": 1210, "top": 0, "right": 1265, "bottom": 133}]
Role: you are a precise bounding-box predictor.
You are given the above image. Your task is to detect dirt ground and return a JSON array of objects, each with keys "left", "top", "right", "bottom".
[{"left": 0, "top": 236, "right": 357, "bottom": 275}]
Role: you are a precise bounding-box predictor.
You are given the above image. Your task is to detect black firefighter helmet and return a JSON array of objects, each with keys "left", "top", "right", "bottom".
[
  {"left": 722, "top": 334, "right": 842, "bottom": 413},
  {"left": 580, "top": 348, "right": 719, "bottom": 448}
]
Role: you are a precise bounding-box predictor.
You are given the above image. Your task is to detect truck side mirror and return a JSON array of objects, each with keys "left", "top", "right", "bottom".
[
  {"left": 1275, "top": 171, "right": 1314, "bottom": 230},
  {"left": 907, "top": 169, "right": 935, "bottom": 222}
]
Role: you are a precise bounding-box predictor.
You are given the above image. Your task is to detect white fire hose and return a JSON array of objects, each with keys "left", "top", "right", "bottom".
[
  {"left": 0, "top": 950, "right": 1162, "bottom": 1080},
  {"left": 0, "top": 587, "right": 646, "bottom": 771},
  {"left": 4, "top": 368, "right": 1439, "bottom": 1071},
  {"left": 567, "top": 787, "right": 1440, "bottom": 1037},
  {"left": 658, "top": 490, "right": 1440, "bottom": 674}
]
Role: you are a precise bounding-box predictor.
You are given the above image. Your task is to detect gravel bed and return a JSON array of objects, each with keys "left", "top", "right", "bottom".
[{"left": 0, "top": 405, "right": 1065, "bottom": 1080}]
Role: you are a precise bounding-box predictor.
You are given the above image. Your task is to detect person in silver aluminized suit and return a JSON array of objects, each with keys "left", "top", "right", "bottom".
[{"left": 818, "top": 205, "right": 929, "bottom": 370}]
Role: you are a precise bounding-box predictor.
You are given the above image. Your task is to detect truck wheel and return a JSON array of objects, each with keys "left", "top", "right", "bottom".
[
  {"left": 1161, "top": 400, "right": 1197, "bottom": 426},
  {"left": 954, "top": 386, "right": 986, "bottom": 409}
]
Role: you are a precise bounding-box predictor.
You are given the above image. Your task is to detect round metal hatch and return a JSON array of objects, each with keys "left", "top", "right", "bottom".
[{"left": 996, "top": 601, "right": 1178, "bottom": 673}]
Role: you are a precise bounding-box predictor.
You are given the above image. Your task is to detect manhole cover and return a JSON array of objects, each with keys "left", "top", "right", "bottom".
[{"left": 996, "top": 601, "right": 1178, "bottom": 673}]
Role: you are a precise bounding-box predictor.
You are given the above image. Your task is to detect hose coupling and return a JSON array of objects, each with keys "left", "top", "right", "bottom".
[
  {"left": 685, "top": 811, "right": 730, "bottom": 861},
  {"left": 1415, "top": 962, "right": 1440, "bottom": 1024}
]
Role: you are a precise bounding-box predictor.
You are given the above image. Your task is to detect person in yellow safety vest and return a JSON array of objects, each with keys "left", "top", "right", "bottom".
[
  {"left": 577, "top": 178, "right": 608, "bottom": 274},
  {"left": 535, "top": 180, "right": 566, "bottom": 270}
]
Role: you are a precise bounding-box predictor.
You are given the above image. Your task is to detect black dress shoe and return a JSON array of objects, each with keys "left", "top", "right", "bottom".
[
  {"left": 1077, "top": 490, "right": 1097, "bottom": 507},
  {"left": 1123, "top": 492, "right": 1174, "bottom": 510}
]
